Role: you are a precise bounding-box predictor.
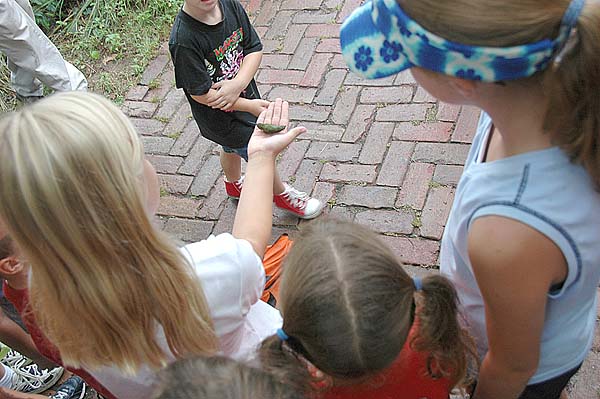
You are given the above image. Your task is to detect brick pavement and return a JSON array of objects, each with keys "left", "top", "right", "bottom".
[{"left": 123, "top": 0, "right": 600, "bottom": 395}]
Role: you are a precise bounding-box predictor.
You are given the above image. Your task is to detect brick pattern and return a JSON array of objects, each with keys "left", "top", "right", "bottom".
[{"left": 126, "top": 0, "right": 599, "bottom": 388}]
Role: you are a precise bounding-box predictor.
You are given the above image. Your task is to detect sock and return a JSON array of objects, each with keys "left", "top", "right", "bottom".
[{"left": 0, "top": 363, "right": 15, "bottom": 388}]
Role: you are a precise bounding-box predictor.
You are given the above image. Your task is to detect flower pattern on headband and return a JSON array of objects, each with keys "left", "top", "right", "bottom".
[{"left": 340, "top": 0, "right": 580, "bottom": 82}]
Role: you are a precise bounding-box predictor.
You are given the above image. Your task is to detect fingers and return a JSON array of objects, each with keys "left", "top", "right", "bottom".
[
  {"left": 271, "top": 98, "right": 283, "bottom": 125},
  {"left": 256, "top": 101, "right": 274, "bottom": 124},
  {"left": 286, "top": 125, "right": 307, "bottom": 140},
  {"left": 279, "top": 100, "right": 290, "bottom": 128}
]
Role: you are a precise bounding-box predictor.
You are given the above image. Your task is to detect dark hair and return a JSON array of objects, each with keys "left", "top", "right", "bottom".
[
  {"left": 0, "top": 235, "right": 14, "bottom": 260},
  {"left": 152, "top": 356, "right": 303, "bottom": 399},
  {"left": 259, "top": 219, "right": 476, "bottom": 393}
]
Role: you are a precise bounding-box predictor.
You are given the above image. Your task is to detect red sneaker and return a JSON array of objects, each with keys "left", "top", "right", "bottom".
[
  {"left": 225, "top": 176, "right": 244, "bottom": 199},
  {"left": 274, "top": 183, "right": 323, "bottom": 219}
]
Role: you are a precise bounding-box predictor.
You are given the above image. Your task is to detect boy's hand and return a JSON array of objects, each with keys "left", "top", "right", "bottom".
[
  {"left": 247, "top": 99, "right": 270, "bottom": 117},
  {"left": 247, "top": 98, "right": 306, "bottom": 159},
  {"left": 209, "top": 79, "right": 245, "bottom": 110}
]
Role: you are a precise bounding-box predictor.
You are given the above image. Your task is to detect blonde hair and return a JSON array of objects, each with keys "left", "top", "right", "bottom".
[
  {"left": 260, "top": 219, "right": 476, "bottom": 393},
  {"left": 153, "top": 356, "right": 303, "bottom": 399},
  {"left": 400, "top": 0, "right": 600, "bottom": 188},
  {"left": 0, "top": 92, "right": 217, "bottom": 372}
]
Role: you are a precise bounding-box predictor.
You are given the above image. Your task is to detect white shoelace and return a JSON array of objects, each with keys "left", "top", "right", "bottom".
[{"left": 283, "top": 187, "right": 308, "bottom": 209}]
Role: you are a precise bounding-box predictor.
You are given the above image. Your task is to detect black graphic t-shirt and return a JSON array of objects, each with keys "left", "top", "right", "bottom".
[{"left": 169, "top": 0, "right": 262, "bottom": 148}]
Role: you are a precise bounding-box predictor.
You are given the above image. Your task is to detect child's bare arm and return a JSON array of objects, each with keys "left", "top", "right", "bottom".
[
  {"left": 468, "top": 216, "right": 567, "bottom": 399},
  {"left": 191, "top": 91, "right": 269, "bottom": 117},
  {"left": 0, "top": 310, "right": 55, "bottom": 370},
  {"left": 208, "top": 51, "right": 263, "bottom": 110}
]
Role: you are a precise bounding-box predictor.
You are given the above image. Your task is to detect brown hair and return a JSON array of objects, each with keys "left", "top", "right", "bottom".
[
  {"left": 399, "top": 0, "right": 600, "bottom": 188},
  {"left": 152, "top": 356, "right": 303, "bottom": 399},
  {"left": 259, "top": 219, "right": 476, "bottom": 393},
  {"left": 0, "top": 235, "right": 13, "bottom": 260}
]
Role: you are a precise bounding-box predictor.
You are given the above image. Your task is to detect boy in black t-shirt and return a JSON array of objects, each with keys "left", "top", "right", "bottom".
[{"left": 169, "top": 0, "right": 323, "bottom": 219}]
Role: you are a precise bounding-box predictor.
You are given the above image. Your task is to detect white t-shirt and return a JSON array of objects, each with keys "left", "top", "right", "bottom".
[{"left": 86, "top": 233, "right": 283, "bottom": 399}]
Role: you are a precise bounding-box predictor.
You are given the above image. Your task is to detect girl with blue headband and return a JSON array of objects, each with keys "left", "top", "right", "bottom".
[
  {"left": 259, "top": 219, "right": 477, "bottom": 399},
  {"left": 341, "top": 0, "right": 600, "bottom": 398}
]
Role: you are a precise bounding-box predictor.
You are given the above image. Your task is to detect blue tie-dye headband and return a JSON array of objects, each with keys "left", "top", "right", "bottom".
[{"left": 340, "top": 0, "right": 584, "bottom": 81}]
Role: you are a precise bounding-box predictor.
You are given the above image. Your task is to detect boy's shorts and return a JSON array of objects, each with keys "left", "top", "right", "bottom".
[{"left": 222, "top": 145, "right": 248, "bottom": 161}]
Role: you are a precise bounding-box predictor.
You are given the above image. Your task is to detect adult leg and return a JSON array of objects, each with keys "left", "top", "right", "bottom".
[{"left": 0, "top": 0, "right": 87, "bottom": 97}]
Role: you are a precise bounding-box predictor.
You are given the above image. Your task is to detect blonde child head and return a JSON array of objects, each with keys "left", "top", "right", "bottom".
[
  {"left": 0, "top": 92, "right": 217, "bottom": 372},
  {"left": 260, "top": 219, "right": 476, "bottom": 392}
]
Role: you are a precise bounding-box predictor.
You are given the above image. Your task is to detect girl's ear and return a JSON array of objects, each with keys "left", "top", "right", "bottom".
[
  {"left": 447, "top": 77, "right": 479, "bottom": 100},
  {"left": 0, "top": 256, "right": 23, "bottom": 277}
]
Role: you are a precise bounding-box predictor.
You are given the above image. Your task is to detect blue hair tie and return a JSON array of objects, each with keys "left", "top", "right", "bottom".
[
  {"left": 413, "top": 277, "right": 422, "bottom": 291},
  {"left": 276, "top": 328, "right": 289, "bottom": 341},
  {"left": 562, "top": 0, "right": 585, "bottom": 28}
]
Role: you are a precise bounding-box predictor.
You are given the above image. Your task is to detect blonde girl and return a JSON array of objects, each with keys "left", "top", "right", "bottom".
[
  {"left": 153, "top": 356, "right": 303, "bottom": 399},
  {"left": 259, "top": 219, "right": 476, "bottom": 399},
  {"left": 0, "top": 92, "right": 303, "bottom": 399},
  {"left": 341, "top": 0, "right": 600, "bottom": 397}
]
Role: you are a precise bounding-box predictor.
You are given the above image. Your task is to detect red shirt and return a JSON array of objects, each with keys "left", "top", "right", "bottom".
[
  {"left": 323, "top": 327, "right": 451, "bottom": 399},
  {"left": 3, "top": 282, "right": 117, "bottom": 399}
]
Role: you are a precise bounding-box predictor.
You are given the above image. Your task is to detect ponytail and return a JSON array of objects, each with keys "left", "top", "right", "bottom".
[
  {"left": 544, "top": 0, "right": 600, "bottom": 189},
  {"left": 411, "top": 275, "right": 477, "bottom": 389}
]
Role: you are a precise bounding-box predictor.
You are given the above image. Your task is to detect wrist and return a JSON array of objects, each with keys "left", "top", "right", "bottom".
[{"left": 247, "top": 151, "right": 277, "bottom": 163}]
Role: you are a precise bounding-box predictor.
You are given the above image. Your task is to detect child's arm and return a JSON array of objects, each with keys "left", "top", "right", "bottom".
[
  {"left": 208, "top": 51, "right": 263, "bottom": 111},
  {"left": 0, "top": 310, "right": 55, "bottom": 370},
  {"left": 190, "top": 92, "right": 269, "bottom": 117},
  {"left": 468, "top": 216, "right": 567, "bottom": 399},
  {"left": 231, "top": 98, "right": 305, "bottom": 257}
]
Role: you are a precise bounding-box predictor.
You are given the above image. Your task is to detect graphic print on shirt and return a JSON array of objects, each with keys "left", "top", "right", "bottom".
[{"left": 206, "top": 28, "right": 245, "bottom": 82}]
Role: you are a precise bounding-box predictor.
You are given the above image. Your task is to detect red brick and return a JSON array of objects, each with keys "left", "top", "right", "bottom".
[
  {"left": 305, "top": 24, "right": 341, "bottom": 37},
  {"left": 247, "top": 0, "right": 262, "bottom": 14},
  {"left": 262, "top": 39, "right": 283, "bottom": 53},
  {"left": 298, "top": 122, "right": 345, "bottom": 141},
  {"left": 212, "top": 201, "right": 237, "bottom": 236},
  {"left": 355, "top": 209, "right": 413, "bottom": 234},
  {"left": 376, "top": 103, "right": 431, "bottom": 122},
  {"left": 164, "top": 218, "right": 214, "bottom": 243},
  {"left": 140, "top": 54, "right": 170, "bottom": 85},
  {"left": 394, "top": 70, "right": 416, "bottom": 85},
  {"left": 159, "top": 174, "right": 194, "bottom": 195},
  {"left": 437, "top": 102, "right": 461, "bottom": 122},
  {"left": 452, "top": 106, "right": 480, "bottom": 143},
  {"left": 255, "top": 26, "right": 268, "bottom": 37},
  {"left": 178, "top": 137, "right": 214, "bottom": 175},
  {"left": 300, "top": 53, "right": 332, "bottom": 87},
  {"left": 147, "top": 154, "right": 183, "bottom": 174},
  {"left": 360, "top": 86, "right": 413, "bottom": 104},
  {"left": 257, "top": 85, "right": 272, "bottom": 97},
  {"left": 273, "top": 206, "right": 301, "bottom": 226},
  {"left": 142, "top": 136, "right": 174, "bottom": 155},
  {"left": 190, "top": 156, "right": 223, "bottom": 196},
  {"left": 433, "top": 165, "right": 464, "bottom": 186},
  {"left": 315, "top": 69, "right": 347, "bottom": 106},
  {"left": 277, "top": 140, "right": 310, "bottom": 181},
  {"left": 380, "top": 236, "right": 440, "bottom": 266},
  {"left": 292, "top": 159, "right": 323, "bottom": 193},
  {"left": 122, "top": 101, "right": 158, "bottom": 118},
  {"left": 336, "top": 0, "right": 362, "bottom": 22},
  {"left": 254, "top": 0, "right": 276, "bottom": 26},
  {"left": 326, "top": 206, "right": 355, "bottom": 221},
  {"left": 320, "top": 163, "right": 377, "bottom": 183},
  {"left": 261, "top": 54, "right": 291, "bottom": 69},
  {"left": 289, "top": 104, "right": 330, "bottom": 121},
  {"left": 197, "top": 181, "right": 228, "bottom": 220},
  {"left": 412, "top": 86, "right": 437, "bottom": 103},
  {"left": 342, "top": 105, "right": 376, "bottom": 143},
  {"left": 257, "top": 69, "right": 305, "bottom": 85},
  {"left": 306, "top": 142, "right": 360, "bottom": 161},
  {"left": 155, "top": 89, "right": 186, "bottom": 120},
  {"left": 126, "top": 85, "right": 149, "bottom": 101},
  {"left": 311, "top": 181, "right": 335, "bottom": 204},
  {"left": 281, "top": 24, "right": 309, "bottom": 55},
  {"left": 264, "top": 10, "right": 294, "bottom": 39},
  {"left": 267, "top": 87, "right": 317, "bottom": 103},
  {"left": 287, "top": 37, "right": 319, "bottom": 69},
  {"left": 345, "top": 73, "right": 395, "bottom": 86},
  {"left": 377, "top": 141, "right": 415, "bottom": 186},
  {"left": 281, "top": 0, "right": 322, "bottom": 9},
  {"left": 358, "top": 122, "right": 394, "bottom": 164},
  {"left": 170, "top": 121, "right": 201, "bottom": 157},
  {"left": 412, "top": 143, "right": 470, "bottom": 165},
  {"left": 338, "top": 185, "right": 397, "bottom": 208},
  {"left": 293, "top": 10, "right": 337, "bottom": 24},
  {"left": 331, "top": 86, "right": 360, "bottom": 124},
  {"left": 157, "top": 196, "right": 202, "bottom": 218},
  {"left": 330, "top": 54, "right": 348, "bottom": 69},
  {"left": 421, "top": 186, "right": 455, "bottom": 239},
  {"left": 144, "top": 68, "right": 176, "bottom": 102},
  {"left": 130, "top": 118, "right": 165, "bottom": 136},
  {"left": 396, "top": 162, "right": 435, "bottom": 210},
  {"left": 316, "top": 38, "right": 341, "bottom": 53},
  {"left": 164, "top": 102, "right": 192, "bottom": 137},
  {"left": 393, "top": 122, "right": 453, "bottom": 142}
]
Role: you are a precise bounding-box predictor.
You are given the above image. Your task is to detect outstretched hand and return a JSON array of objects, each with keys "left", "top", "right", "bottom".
[{"left": 247, "top": 98, "right": 306, "bottom": 159}]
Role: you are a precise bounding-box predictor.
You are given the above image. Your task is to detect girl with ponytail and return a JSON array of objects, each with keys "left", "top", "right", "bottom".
[
  {"left": 340, "top": 0, "right": 600, "bottom": 397},
  {"left": 259, "top": 219, "right": 476, "bottom": 399}
]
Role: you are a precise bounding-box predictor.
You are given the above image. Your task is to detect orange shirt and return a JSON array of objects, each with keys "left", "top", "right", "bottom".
[{"left": 323, "top": 328, "right": 451, "bottom": 399}]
